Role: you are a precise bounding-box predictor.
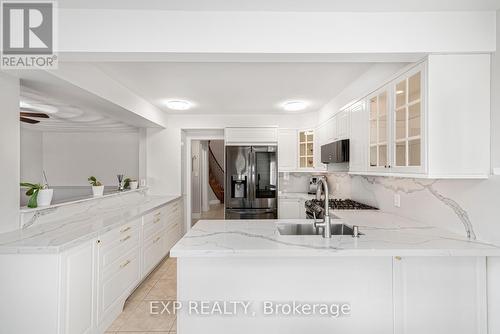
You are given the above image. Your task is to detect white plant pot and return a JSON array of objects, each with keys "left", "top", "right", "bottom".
[
  {"left": 129, "top": 181, "right": 139, "bottom": 190},
  {"left": 37, "top": 189, "right": 53, "bottom": 207},
  {"left": 92, "top": 185, "right": 104, "bottom": 197}
]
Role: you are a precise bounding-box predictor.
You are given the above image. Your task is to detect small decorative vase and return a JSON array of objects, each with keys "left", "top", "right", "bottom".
[
  {"left": 92, "top": 185, "right": 104, "bottom": 197},
  {"left": 129, "top": 181, "right": 139, "bottom": 190},
  {"left": 37, "top": 189, "right": 53, "bottom": 206}
]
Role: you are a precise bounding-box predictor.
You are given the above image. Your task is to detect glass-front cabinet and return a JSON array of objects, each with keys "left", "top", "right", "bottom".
[
  {"left": 368, "top": 90, "right": 389, "bottom": 170},
  {"left": 367, "top": 63, "right": 425, "bottom": 174},
  {"left": 298, "top": 130, "right": 314, "bottom": 168}
]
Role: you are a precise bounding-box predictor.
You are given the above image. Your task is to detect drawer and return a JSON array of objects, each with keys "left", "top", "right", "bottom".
[
  {"left": 143, "top": 229, "right": 167, "bottom": 276},
  {"left": 165, "top": 200, "right": 182, "bottom": 220},
  {"left": 143, "top": 213, "right": 165, "bottom": 241},
  {"left": 100, "top": 246, "right": 141, "bottom": 316},
  {"left": 99, "top": 227, "right": 140, "bottom": 270},
  {"left": 99, "top": 219, "right": 141, "bottom": 246},
  {"left": 143, "top": 208, "right": 164, "bottom": 224},
  {"left": 165, "top": 223, "right": 182, "bottom": 251}
]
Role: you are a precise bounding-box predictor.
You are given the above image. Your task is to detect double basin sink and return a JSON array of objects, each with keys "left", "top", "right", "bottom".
[{"left": 277, "top": 222, "right": 360, "bottom": 237}]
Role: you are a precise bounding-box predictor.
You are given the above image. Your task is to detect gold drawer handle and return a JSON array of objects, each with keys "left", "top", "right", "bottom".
[
  {"left": 395, "top": 256, "right": 402, "bottom": 261},
  {"left": 154, "top": 212, "right": 161, "bottom": 218},
  {"left": 120, "top": 259, "right": 131, "bottom": 268},
  {"left": 153, "top": 236, "right": 161, "bottom": 243},
  {"left": 120, "top": 235, "right": 131, "bottom": 242},
  {"left": 154, "top": 218, "right": 161, "bottom": 224},
  {"left": 120, "top": 226, "right": 131, "bottom": 233}
]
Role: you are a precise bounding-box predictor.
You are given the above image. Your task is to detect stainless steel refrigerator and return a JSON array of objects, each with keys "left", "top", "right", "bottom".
[{"left": 225, "top": 146, "right": 278, "bottom": 219}]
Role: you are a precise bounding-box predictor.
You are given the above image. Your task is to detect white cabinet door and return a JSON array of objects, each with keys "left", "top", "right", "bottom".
[
  {"left": 278, "top": 129, "right": 298, "bottom": 171},
  {"left": 278, "top": 198, "right": 302, "bottom": 218},
  {"left": 336, "top": 110, "right": 350, "bottom": 140},
  {"left": 393, "top": 256, "right": 487, "bottom": 334},
  {"left": 225, "top": 127, "right": 278, "bottom": 145},
  {"left": 324, "top": 117, "right": 336, "bottom": 143},
  {"left": 348, "top": 101, "right": 368, "bottom": 173},
  {"left": 61, "top": 240, "right": 94, "bottom": 334}
]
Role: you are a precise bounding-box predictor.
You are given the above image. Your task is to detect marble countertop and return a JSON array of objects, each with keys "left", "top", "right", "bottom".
[
  {"left": 171, "top": 210, "right": 500, "bottom": 257},
  {"left": 0, "top": 194, "right": 181, "bottom": 254},
  {"left": 278, "top": 192, "right": 316, "bottom": 200}
]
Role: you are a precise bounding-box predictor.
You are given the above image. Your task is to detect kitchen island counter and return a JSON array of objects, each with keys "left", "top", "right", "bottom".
[{"left": 171, "top": 213, "right": 500, "bottom": 257}]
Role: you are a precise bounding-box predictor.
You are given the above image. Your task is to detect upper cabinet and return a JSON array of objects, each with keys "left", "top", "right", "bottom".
[
  {"left": 225, "top": 127, "right": 278, "bottom": 145},
  {"left": 349, "top": 54, "right": 490, "bottom": 178},
  {"left": 298, "top": 129, "right": 315, "bottom": 168},
  {"left": 278, "top": 129, "right": 298, "bottom": 171}
]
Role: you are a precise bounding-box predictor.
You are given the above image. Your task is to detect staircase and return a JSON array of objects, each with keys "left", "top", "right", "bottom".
[{"left": 208, "top": 141, "right": 224, "bottom": 203}]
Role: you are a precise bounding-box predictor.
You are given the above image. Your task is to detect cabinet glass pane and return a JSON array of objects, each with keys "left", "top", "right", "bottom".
[
  {"left": 299, "top": 132, "right": 306, "bottom": 142},
  {"left": 369, "top": 97, "right": 377, "bottom": 120},
  {"left": 307, "top": 157, "right": 314, "bottom": 168},
  {"left": 370, "top": 146, "right": 377, "bottom": 167},
  {"left": 300, "top": 143, "right": 306, "bottom": 156},
  {"left": 379, "top": 145, "right": 387, "bottom": 167},
  {"left": 378, "top": 92, "right": 387, "bottom": 143},
  {"left": 395, "top": 141, "right": 406, "bottom": 166},
  {"left": 395, "top": 107, "right": 406, "bottom": 140},
  {"left": 408, "top": 102, "right": 421, "bottom": 137},
  {"left": 408, "top": 139, "right": 421, "bottom": 166},
  {"left": 370, "top": 120, "right": 377, "bottom": 144},
  {"left": 300, "top": 157, "right": 306, "bottom": 168},
  {"left": 307, "top": 143, "right": 313, "bottom": 155},
  {"left": 408, "top": 72, "right": 421, "bottom": 103},
  {"left": 396, "top": 80, "right": 406, "bottom": 108}
]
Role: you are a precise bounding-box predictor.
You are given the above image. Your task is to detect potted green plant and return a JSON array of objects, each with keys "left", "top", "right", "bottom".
[
  {"left": 124, "top": 177, "right": 138, "bottom": 190},
  {"left": 88, "top": 176, "right": 104, "bottom": 196},
  {"left": 20, "top": 182, "right": 53, "bottom": 208}
]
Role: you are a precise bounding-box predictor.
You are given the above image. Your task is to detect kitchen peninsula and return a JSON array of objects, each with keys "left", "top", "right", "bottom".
[{"left": 171, "top": 214, "right": 500, "bottom": 334}]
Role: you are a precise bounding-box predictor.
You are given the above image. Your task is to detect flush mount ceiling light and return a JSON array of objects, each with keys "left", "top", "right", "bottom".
[
  {"left": 165, "top": 100, "right": 192, "bottom": 111},
  {"left": 282, "top": 101, "right": 308, "bottom": 112}
]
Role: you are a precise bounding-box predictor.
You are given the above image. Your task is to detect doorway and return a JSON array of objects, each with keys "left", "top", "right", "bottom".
[{"left": 182, "top": 130, "right": 225, "bottom": 231}]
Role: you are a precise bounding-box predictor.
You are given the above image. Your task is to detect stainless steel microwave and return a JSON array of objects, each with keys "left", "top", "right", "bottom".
[{"left": 320, "top": 139, "right": 349, "bottom": 164}]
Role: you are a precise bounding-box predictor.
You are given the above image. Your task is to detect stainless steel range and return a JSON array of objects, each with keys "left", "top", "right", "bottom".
[{"left": 304, "top": 199, "right": 377, "bottom": 219}]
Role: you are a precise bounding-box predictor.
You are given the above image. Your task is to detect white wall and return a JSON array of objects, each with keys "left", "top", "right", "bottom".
[
  {"left": 146, "top": 112, "right": 318, "bottom": 196},
  {"left": 0, "top": 73, "right": 20, "bottom": 233},
  {"left": 58, "top": 10, "right": 495, "bottom": 54},
  {"left": 21, "top": 130, "right": 140, "bottom": 187},
  {"left": 20, "top": 129, "right": 43, "bottom": 183},
  {"left": 492, "top": 11, "right": 500, "bottom": 173}
]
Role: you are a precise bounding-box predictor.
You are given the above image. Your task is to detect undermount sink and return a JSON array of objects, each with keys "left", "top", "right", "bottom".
[{"left": 277, "top": 223, "right": 361, "bottom": 236}]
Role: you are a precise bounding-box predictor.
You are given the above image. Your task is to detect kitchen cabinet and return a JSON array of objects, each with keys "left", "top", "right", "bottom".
[
  {"left": 350, "top": 55, "right": 490, "bottom": 178},
  {"left": 0, "top": 198, "right": 184, "bottom": 334},
  {"left": 393, "top": 256, "right": 487, "bottom": 334},
  {"left": 225, "top": 127, "right": 278, "bottom": 145},
  {"left": 298, "top": 129, "right": 315, "bottom": 168},
  {"left": 348, "top": 101, "right": 368, "bottom": 173},
  {"left": 278, "top": 198, "right": 306, "bottom": 219},
  {"left": 278, "top": 129, "right": 298, "bottom": 171}
]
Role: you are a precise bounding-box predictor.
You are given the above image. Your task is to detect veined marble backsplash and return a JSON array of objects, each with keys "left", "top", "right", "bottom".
[
  {"left": 278, "top": 172, "right": 351, "bottom": 199},
  {"left": 342, "top": 174, "right": 500, "bottom": 244}
]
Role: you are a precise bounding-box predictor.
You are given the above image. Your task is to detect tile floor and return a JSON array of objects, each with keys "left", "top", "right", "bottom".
[
  {"left": 106, "top": 256, "right": 177, "bottom": 334},
  {"left": 191, "top": 203, "right": 224, "bottom": 226}
]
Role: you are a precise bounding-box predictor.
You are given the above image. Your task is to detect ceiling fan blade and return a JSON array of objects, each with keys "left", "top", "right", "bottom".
[
  {"left": 20, "top": 116, "right": 40, "bottom": 124},
  {"left": 20, "top": 111, "right": 49, "bottom": 118}
]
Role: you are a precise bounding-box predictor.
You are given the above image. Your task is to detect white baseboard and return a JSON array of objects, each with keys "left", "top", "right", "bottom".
[{"left": 209, "top": 199, "right": 221, "bottom": 205}]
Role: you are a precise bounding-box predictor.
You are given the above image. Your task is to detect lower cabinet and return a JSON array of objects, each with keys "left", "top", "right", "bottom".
[
  {"left": 278, "top": 198, "right": 306, "bottom": 219},
  {"left": 393, "top": 256, "right": 487, "bottom": 334}
]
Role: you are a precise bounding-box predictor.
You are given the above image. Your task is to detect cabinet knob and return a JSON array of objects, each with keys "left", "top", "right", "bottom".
[
  {"left": 96, "top": 239, "right": 101, "bottom": 244},
  {"left": 395, "top": 256, "right": 402, "bottom": 261}
]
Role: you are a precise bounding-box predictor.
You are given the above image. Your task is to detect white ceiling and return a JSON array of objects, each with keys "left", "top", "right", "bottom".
[
  {"left": 95, "top": 62, "right": 378, "bottom": 115},
  {"left": 58, "top": 0, "right": 500, "bottom": 11},
  {"left": 18, "top": 71, "right": 157, "bottom": 131}
]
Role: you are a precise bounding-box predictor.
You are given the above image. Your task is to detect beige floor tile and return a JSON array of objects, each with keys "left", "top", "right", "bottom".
[
  {"left": 128, "top": 281, "right": 154, "bottom": 301},
  {"left": 106, "top": 300, "right": 141, "bottom": 331},
  {"left": 119, "top": 301, "right": 175, "bottom": 331},
  {"left": 169, "top": 318, "right": 177, "bottom": 332},
  {"left": 144, "top": 279, "right": 177, "bottom": 300},
  {"left": 160, "top": 266, "right": 177, "bottom": 280}
]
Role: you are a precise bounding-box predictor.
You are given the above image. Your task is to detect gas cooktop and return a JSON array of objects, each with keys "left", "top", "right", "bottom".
[{"left": 304, "top": 199, "right": 377, "bottom": 219}]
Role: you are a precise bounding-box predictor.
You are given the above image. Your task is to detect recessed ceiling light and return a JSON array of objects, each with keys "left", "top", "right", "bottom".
[
  {"left": 20, "top": 101, "right": 58, "bottom": 114},
  {"left": 165, "top": 100, "right": 192, "bottom": 111},
  {"left": 282, "top": 101, "right": 307, "bottom": 112}
]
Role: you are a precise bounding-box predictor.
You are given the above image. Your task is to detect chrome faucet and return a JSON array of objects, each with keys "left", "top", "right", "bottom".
[{"left": 313, "top": 177, "right": 331, "bottom": 238}]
